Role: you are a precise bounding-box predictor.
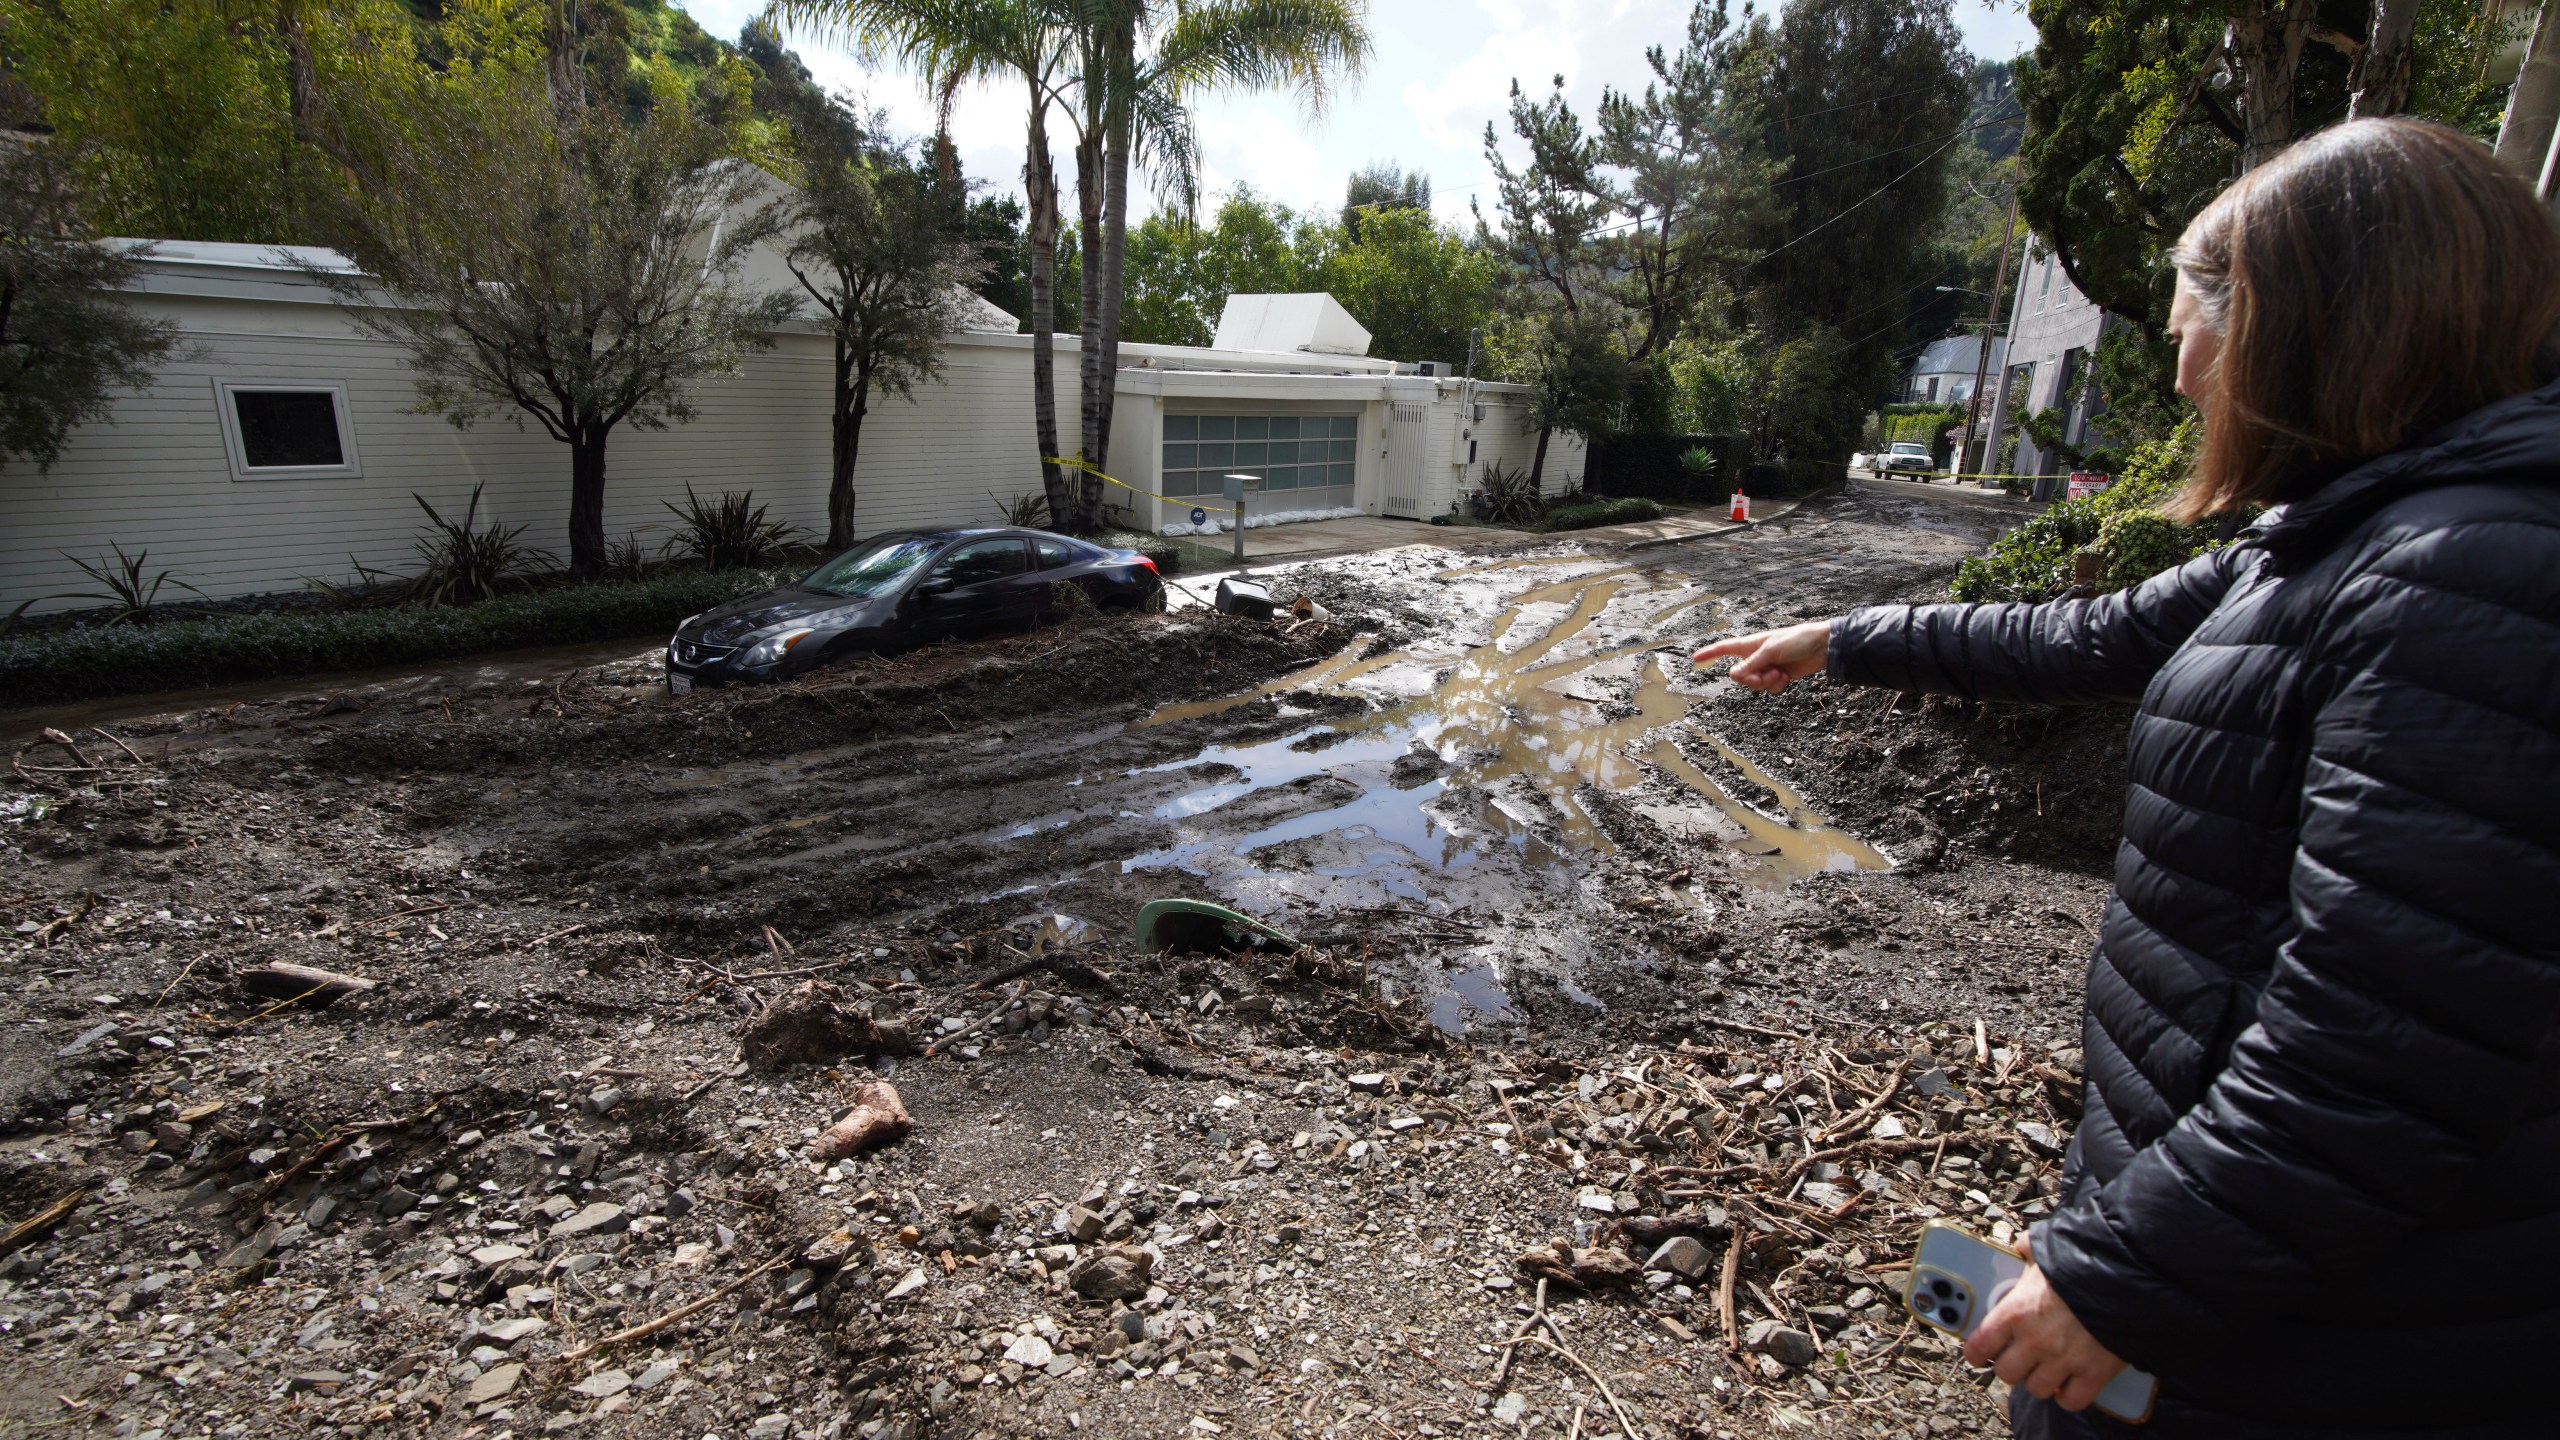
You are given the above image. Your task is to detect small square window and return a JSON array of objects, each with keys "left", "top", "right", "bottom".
[
  {"left": 1330, "top": 463, "right": 1355, "bottom": 487},
  {"left": 1330, "top": 415, "right": 1359, "bottom": 437},
  {"left": 1199, "top": 416, "right": 1235, "bottom": 441},
  {"left": 1269, "top": 416, "right": 1301, "bottom": 439},
  {"left": 1235, "top": 442, "right": 1267, "bottom": 466},
  {"left": 1165, "top": 415, "right": 1198, "bottom": 441},
  {"left": 1163, "top": 443, "right": 1197, "bottom": 468},
  {"left": 1235, "top": 416, "right": 1268, "bottom": 441},
  {"left": 1329, "top": 438, "right": 1356, "bottom": 462},
  {"left": 214, "top": 379, "right": 360, "bottom": 480},
  {"left": 235, "top": 391, "right": 344, "bottom": 467},
  {"left": 1269, "top": 441, "right": 1298, "bottom": 464},
  {"left": 1264, "top": 466, "right": 1298, "bottom": 490},
  {"left": 1198, "top": 442, "right": 1233, "bottom": 469}
]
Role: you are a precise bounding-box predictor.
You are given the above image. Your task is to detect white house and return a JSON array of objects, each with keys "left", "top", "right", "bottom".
[
  {"left": 1901, "top": 334, "right": 2005, "bottom": 405},
  {"left": 1982, "top": 246, "right": 2119, "bottom": 478},
  {"left": 0, "top": 240, "right": 1577, "bottom": 615}
]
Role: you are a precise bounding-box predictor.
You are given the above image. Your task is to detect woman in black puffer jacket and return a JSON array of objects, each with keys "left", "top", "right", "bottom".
[{"left": 1696, "top": 119, "right": 2560, "bottom": 1438}]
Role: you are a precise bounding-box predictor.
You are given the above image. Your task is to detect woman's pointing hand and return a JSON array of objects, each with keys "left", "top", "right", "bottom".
[{"left": 1692, "top": 621, "right": 1832, "bottom": 694}]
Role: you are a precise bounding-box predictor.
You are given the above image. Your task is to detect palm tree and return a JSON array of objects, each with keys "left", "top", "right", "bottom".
[
  {"left": 1066, "top": 0, "right": 1369, "bottom": 529},
  {"left": 767, "top": 0, "right": 1084, "bottom": 530}
]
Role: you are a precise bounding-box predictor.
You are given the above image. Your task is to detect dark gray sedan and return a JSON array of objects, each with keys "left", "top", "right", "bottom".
[{"left": 666, "top": 528, "right": 1163, "bottom": 691}]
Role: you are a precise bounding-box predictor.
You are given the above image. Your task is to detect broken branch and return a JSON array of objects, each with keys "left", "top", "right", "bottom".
[{"left": 555, "top": 1251, "right": 794, "bottom": 1361}]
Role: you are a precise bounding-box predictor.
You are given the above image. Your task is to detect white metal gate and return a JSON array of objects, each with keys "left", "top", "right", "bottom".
[{"left": 1383, "top": 401, "right": 1430, "bottom": 517}]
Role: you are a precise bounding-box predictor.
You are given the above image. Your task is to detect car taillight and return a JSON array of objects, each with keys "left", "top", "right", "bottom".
[{"left": 1135, "top": 555, "right": 1160, "bottom": 573}]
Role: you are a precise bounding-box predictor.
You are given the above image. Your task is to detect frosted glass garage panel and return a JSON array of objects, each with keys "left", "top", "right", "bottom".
[{"left": 1162, "top": 412, "right": 1358, "bottom": 509}]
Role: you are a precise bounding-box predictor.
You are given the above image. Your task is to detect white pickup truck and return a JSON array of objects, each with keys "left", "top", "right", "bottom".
[{"left": 1878, "top": 441, "right": 1938, "bottom": 478}]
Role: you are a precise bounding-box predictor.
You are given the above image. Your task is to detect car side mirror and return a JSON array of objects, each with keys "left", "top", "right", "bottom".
[{"left": 914, "top": 576, "right": 956, "bottom": 597}]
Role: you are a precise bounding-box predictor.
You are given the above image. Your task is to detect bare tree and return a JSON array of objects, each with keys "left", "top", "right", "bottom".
[
  {"left": 0, "top": 140, "right": 179, "bottom": 471},
  {"left": 311, "top": 80, "right": 796, "bottom": 579},
  {"left": 776, "top": 96, "right": 986, "bottom": 551}
]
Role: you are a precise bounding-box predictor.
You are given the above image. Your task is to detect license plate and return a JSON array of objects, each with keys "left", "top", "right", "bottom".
[{"left": 667, "top": 672, "right": 692, "bottom": 695}]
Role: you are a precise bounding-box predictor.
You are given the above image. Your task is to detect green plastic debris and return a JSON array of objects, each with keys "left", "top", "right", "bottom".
[{"left": 1134, "top": 898, "right": 1300, "bottom": 955}]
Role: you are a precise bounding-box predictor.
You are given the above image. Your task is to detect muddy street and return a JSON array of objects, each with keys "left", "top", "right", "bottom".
[{"left": 1, "top": 486, "right": 2132, "bottom": 1440}]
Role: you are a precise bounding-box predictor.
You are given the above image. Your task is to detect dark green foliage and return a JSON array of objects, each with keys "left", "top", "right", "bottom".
[
  {"left": 0, "top": 568, "right": 789, "bottom": 704},
  {"left": 1878, "top": 401, "right": 1967, "bottom": 461},
  {"left": 1747, "top": 0, "right": 1971, "bottom": 455},
  {"left": 991, "top": 490, "right": 1050, "bottom": 527},
  {"left": 1950, "top": 420, "right": 2207, "bottom": 601},
  {"left": 0, "top": 143, "right": 181, "bottom": 470},
  {"left": 1341, "top": 162, "right": 1430, "bottom": 238},
  {"left": 661, "top": 486, "right": 810, "bottom": 570},
  {"left": 403, "top": 484, "right": 553, "bottom": 606},
  {"left": 1478, "top": 461, "right": 1545, "bottom": 525},
  {"left": 1537, "top": 497, "right": 1664, "bottom": 531},
  {"left": 50, "top": 542, "right": 205, "bottom": 624}
]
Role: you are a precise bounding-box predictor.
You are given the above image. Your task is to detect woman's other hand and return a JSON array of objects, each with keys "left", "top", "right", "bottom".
[
  {"left": 1964, "top": 1233, "right": 2130, "bottom": 1412},
  {"left": 1692, "top": 621, "right": 1831, "bottom": 693}
]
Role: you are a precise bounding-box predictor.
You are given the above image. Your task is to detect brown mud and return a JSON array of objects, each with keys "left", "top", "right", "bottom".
[{"left": 0, "top": 488, "right": 2133, "bottom": 1440}]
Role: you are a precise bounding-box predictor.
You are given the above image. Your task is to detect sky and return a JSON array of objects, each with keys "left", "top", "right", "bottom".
[{"left": 675, "top": 0, "right": 2038, "bottom": 226}]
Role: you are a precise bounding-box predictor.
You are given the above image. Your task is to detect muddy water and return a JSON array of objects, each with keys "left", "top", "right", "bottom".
[{"left": 1109, "top": 560, "right": 1891, "bottom": 1029}]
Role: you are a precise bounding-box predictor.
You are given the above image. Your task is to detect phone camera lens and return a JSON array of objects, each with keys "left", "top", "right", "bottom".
[
  {"left": 1939, "top": 1305, "right": 1961, "bottom": 1325},
  {"left": 1928, "top": 1279, "right": 1951, "bottom": 1297}
]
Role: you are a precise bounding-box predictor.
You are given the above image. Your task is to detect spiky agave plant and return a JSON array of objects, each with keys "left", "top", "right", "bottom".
[
  {"left": 50, "top": 542, "right": 207, "bottom": 625},
  {"left": 663, "top": 486, "right": 810, "bottom": 570},
  {"left": 406, "top": 484, "right": 553, "bottom": 605}
]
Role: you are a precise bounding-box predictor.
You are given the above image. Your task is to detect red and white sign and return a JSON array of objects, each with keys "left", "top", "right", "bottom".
[{"left": 2066, "top": 471, "right": 2114, "bottom": 500}]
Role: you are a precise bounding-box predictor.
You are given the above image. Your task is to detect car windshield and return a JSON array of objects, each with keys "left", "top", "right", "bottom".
[
  {"left": 1891, "top": 444, "right": 1928, "bottom": 454},
  {"left": 800, "top": 538, "right": 940, "bottom": 598}
]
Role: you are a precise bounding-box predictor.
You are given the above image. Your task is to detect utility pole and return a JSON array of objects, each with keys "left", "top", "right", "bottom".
[{"left": 1963, "top": 181, "right": 2022, "bottom": 477}]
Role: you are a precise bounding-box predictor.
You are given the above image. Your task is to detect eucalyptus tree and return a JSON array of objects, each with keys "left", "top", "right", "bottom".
[
  {"left": 774, "top": 93, "right": 986, "bottom": 550},
  {"left": 313, "top": 74, "right": 797, "bottom": 579}
]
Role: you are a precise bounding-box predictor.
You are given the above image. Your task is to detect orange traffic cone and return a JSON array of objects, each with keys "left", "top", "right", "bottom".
[{"left": 1729, "top": 490, "right": 1750, "bottom": 523}]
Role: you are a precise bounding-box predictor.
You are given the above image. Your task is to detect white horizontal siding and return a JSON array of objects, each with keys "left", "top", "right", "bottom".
[{"left": 1, "top": 300, "right": 1584, "bottom": 615}]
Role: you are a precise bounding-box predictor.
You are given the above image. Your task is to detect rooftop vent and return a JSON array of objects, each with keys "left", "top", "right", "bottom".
[{"left": 1210, "top": 293, "right": 1373, "bottom": 357}]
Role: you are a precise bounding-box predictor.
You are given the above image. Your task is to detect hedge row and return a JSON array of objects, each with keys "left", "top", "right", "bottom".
[
  {"left": 1539, "top": 497, "right": 1666, "bottom": 532},
  {"left": 1, "top": 567, "right": 794, "bottom": 705}
]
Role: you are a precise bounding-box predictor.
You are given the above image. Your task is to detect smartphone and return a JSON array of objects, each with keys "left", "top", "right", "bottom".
[{"left": 1903, "top": 1219, "right": 2158, "bottom": 1424}]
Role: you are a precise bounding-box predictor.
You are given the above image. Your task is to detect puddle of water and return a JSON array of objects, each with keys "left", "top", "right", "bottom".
[
  {"left": 659, "top": 756, "right": 818, "bottom": 791},
  {"left": 1648, "top": 732, "right": 1891, "bottom": 890},
  {"left": 1430, "top": 960, "right": 1519, "bottom": 1035},
  {"left": 1112, "top": 558, "right": 1891, "bottom": 1028},
  {"left": 1141, "top": 643, "right": 1400, "bottom": 728}
]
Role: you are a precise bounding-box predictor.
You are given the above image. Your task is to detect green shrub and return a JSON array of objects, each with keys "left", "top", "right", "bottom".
[
  {"left": 1095, "top": 530, "right": 1187, "bottom": 575},
  {"left": 1950, "top": 420, "right": 2214, "bottom": 602},
  {"left": 663, "top": 486, "right": 810, "bottom": 570},
  {"left": 1479, "top": 461, "right": 1544, "bottom": 525},
  {"left": 0, "top": 567, "right": 794, "bottom": 704},
  {"left": 1537, "top": 497, "right": 1664, "bottom": 531},
  {"left": 404, "top": 484, "right": 553, "bottom": 605}
]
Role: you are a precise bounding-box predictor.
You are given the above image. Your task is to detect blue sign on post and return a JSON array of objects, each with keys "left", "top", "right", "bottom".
[{"left": 1190, "top": 506, "right": 1207, "bottom": 526}]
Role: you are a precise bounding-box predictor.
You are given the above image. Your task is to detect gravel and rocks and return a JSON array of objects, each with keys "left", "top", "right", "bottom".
[{"left": 0, "top": 488, "right": 2104, "bottom": 1439}]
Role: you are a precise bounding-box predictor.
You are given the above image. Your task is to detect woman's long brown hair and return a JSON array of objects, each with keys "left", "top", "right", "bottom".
[{"left": 2168, "top": 118, "right": 2560, "bottom": 520}]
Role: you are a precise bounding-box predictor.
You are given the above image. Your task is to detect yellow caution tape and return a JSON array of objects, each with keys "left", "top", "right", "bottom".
[
  {"left": 1873, "top": 470, "right": 2090, "bottom": 483},
  {"left": 1043, "top": 455, "right": 1234, "bottom": 515}
]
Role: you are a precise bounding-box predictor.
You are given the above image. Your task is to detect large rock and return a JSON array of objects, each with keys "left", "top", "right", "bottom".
[
  {"left": 1744, "top": 1319, "right": 1821, "bottom": 1368},
  {"left": 741, "top": 982, "right": 913, "bottom": 1072},
  {"left": 1067, "top": 1246, "right": 1154, "bottom": 1301},
  {"left": 549, "top": 1203, "right": 629, "bottom": 1241},
  {"left": 1644, "top": 1235, "right": 1715, "bottom": 1281}
]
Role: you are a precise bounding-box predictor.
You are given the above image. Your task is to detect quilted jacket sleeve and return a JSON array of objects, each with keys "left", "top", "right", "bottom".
[
  {"left": 1825, "top": 548, "right": 2242, "bottom": 705},
  {"left": 2032, "top": 516, "right": 2560, "bottom": 1377}
]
